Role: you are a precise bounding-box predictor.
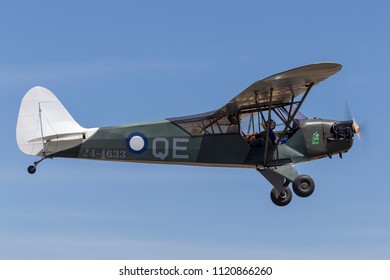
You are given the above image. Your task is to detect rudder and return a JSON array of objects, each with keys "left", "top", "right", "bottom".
[{"left": 16, "top": 86, "right": 86, "bottom": 156}]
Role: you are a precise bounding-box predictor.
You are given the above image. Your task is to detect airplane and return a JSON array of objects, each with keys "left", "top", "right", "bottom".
[{"left": 16, "top": 62, "right": 359, "bottom": 206}]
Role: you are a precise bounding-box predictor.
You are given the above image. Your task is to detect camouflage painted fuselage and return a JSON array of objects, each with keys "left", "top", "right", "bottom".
[{"left": 52, "top": 118, "right": 353, "bottom": 168}]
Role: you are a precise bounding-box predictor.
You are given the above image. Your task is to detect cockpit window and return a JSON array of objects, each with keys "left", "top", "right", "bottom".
[
  {"left": 169, "top": 111, "right": 239, "bottom": 136},
  {"left": 170, "top": 105, "right": 307, "bottom": 137},
  {"left": 239, "top": 105, "right": 305, "bottom": 137}
]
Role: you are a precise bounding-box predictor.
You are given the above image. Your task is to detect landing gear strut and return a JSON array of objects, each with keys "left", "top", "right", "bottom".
[
  {"left": 27, "top": 156, "right": 47, "bottom": 174},
  {"left": 257, "top": 165, "right": 315, "bottom": 206}
]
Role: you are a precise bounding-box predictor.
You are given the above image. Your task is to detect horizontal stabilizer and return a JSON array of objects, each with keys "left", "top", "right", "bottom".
[{"left": 28, "top": 132, "right": 86, "bottom": 143}]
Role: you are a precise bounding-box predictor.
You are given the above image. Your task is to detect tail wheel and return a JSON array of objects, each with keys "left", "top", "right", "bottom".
[
  {"left": 27, "top": 165, "right": 36, "bottom": 174},
  {"left": 270, "top": 187, "right": 292, "bottom": 207},
  {"left": 293, "top": 175, "right": 315, "bottom": 197}
]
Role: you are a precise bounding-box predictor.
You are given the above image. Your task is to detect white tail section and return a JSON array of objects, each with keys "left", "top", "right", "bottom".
[{"left": 16, "top": 86, "right": 88, "bottom": 156}]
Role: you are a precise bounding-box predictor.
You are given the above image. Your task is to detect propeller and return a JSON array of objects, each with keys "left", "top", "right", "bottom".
[
  {"left": 345, "top": 102, "right": 362, "bottom": 142},
  {"left": 352, "top": 118, "right": 361, "bottom": 140}
]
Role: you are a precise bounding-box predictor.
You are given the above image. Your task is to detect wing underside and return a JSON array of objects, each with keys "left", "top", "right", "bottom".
[
  {"left": 169, "top": 62, "right": 342, "bottom": 139},
  {"left": 217, "top": 62, "right": 342, "bottom": 115}
]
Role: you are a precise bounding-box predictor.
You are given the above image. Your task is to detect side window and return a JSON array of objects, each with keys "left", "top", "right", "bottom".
[
  {"left": 240, "top": 112, "right": 266, "bottom": 135},
  {"left": 172, "top": 114, "right": 240, "bottom": 136},
  {"left": 174, "top": 119, "right": 205, "bottom": 135}
]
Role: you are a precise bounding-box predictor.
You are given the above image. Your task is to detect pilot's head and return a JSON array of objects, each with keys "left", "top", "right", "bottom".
[
  {"left": 228, "top": 113, "right": 239, "bottom": 125},
  {"left": 262, "top": 119, "right": 276, "bottom": 130}
]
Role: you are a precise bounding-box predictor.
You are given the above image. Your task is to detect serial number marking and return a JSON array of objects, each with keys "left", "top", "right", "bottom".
[{"left": 82, "top": 148, "right": 126, "bottom": 159}]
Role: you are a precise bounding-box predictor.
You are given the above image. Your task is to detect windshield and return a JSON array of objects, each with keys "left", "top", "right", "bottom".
[{"left": 284, "top": 105, "right": 307, "bottom": 120}]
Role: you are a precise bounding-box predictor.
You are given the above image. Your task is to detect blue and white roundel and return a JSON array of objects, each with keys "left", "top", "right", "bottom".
[{"left": 126, "top": 132, "right": 148, "bottom": 154}]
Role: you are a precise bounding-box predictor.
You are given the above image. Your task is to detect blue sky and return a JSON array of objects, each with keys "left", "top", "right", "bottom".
[{"left": 1, "top": 0, "right": 389, "bottom": 259}]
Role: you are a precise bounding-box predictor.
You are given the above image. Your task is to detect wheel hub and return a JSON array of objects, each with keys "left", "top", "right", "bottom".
[
  {"left": 279, "top": 191, "right": 287, "bottom": 200},
  {"left": 301, "top": 182, "right": 309, "bottom": 190}
]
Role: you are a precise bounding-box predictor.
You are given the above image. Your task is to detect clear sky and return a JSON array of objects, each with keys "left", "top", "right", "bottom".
[{"left": 1, "top": 0, "right": 389, "bottom": 259}]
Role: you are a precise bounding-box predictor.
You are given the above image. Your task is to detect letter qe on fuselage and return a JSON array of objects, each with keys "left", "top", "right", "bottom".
[{"left": 152, "top": 137, "right": 189, "bottom": 160}]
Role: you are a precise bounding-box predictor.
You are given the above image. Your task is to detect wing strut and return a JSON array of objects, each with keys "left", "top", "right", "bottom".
[{"left": 263, "top": 88, "right": 273, "bottom": 165}]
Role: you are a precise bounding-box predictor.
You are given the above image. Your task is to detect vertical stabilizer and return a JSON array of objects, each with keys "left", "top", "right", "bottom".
[{"left": 16, "top": 86, "right": 86, "bottom": 156}]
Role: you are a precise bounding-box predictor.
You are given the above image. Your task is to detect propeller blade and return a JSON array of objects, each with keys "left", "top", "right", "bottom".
[
  {"left": 345, "top": 102, "right": 362, "bottom": 142},
  {"left": 353, "top": 119, "right": 361, "bottom": 140}
]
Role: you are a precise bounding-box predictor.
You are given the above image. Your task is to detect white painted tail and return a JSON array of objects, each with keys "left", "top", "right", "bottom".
[{"left": 16, "top": 86, "right": 87, "bottom": 156}]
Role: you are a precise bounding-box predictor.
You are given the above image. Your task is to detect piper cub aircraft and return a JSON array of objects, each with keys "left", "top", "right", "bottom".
[{"left": 16, "top": 62, "right": 359, "bottom": 206}]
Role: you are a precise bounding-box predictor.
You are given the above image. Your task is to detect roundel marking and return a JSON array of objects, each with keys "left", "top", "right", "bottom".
[
  {"left": 126, "top": 132, "right": 148, "bottom": 154},
  {"left": 130, "top": 136, "right": 144, "bottom": 151}
]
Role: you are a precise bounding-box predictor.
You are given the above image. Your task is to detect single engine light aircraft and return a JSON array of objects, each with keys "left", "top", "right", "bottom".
[{"left": 16, "top": 62, "right": 359, "bottom": 206}]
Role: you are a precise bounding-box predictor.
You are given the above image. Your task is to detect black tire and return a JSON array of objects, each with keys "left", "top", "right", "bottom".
[
  {"left": 270, "top": 187, "right": 292, "bottom": 207},
  {"left": 293, "top": 175, "right": 315, "bottom": 197},
  {"left": 27, "top": 165, "right": 36, "bottom": 174}
]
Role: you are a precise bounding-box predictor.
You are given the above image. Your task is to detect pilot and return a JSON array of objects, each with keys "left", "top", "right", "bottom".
[
  {"left": 260, "top": 119, "right": 277, "bottom": 143},
  {"left": 227, "top": 113, "right": 240, "bottom": 133},
  {"left": 244, "top": 119, "right": 276, "bottom": 147},
  {"left": 261, "top": 119, "right": 291, "bottom": 145}
]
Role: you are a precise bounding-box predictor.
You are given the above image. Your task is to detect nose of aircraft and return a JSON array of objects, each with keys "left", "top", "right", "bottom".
[
  {"left": 331, "top": 119, "right": 361, "bottom": 142},
  {"left": 332, "top": 120, "right": 354, "bottom": 139}
]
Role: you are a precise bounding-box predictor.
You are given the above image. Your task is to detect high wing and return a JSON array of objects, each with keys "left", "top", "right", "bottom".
[
  {"left": 216, "top": 62, "right": 342, "bottom": 116},
  {"left": 169, "top": 62, "right": 342, "bottom": 137}
]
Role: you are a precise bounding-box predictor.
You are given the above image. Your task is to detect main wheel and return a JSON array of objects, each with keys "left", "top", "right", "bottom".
[
  {"left": 270, "top": 187, "right": 292, "bottom": 207},
  {"left": 27, "top": 165, "right": 36, "bottom": 174},
  {"left": 293, "top": 175, "right": 315, "bottom": 197}
]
